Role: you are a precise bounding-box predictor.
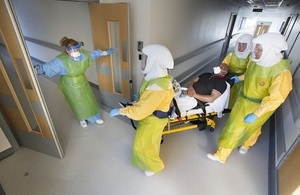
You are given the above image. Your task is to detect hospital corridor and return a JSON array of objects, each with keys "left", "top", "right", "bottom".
[{"left": 0, "top": 74, "right": 270, "bottom": 194}]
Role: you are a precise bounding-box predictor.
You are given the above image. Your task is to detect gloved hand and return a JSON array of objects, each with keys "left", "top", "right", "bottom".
[
  {"left": 133, "top": 93, "right": 139, "bottom": 101},
  {"left": 243, "top": 113, "right": 258, "bottom": 124},
  {"left": 34, "top": 65, "right": 44, "bottom": 75},
  {"left": 109, "top": 108, "right": 120, "bottom": 117},
  {"left": 231, "top": 76, "right": 240, "bottom": 84},
  {"left": 105, "top": 48, "right": 115, "bottom": 55}
]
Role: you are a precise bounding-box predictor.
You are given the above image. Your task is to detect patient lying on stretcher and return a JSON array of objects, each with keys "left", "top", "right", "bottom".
[{"left": 172, "top": 63, "right": 234, "bottom": 118}]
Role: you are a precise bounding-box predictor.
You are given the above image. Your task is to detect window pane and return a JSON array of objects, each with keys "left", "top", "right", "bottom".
[{"left": 109, "top": 21, "right": 122, "bottom": 94}]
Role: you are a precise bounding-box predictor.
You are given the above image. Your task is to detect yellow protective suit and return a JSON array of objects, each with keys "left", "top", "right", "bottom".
[
  {"left": 120, "top": 75, "right": 174, "bottom": 173},
  {"left": 222, "top": 52, "right": 251, "bottom": 108},
  {"left": 223, "top": 34, "right": 253, "bottom": 109},
  {"left": 216, "top": 59, "right": 292, "bottom": 162}
]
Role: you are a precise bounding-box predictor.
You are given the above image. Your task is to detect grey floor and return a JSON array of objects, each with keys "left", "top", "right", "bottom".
[{"left": 0, "top": 74, "right": 269, "bottom": 195}]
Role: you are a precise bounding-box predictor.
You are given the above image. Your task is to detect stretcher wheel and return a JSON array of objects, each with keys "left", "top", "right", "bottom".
[
  {"left": 197, "top": 122, "right": 207, "bottom": 131},
  {"left": 209, "top": 127, "right": 215, "bottom": 132}
]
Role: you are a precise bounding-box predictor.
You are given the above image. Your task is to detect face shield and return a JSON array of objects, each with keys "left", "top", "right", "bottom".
[
  {"left": 234, "top": 34, "right": 253, "bottom": 59},
  {"left": 141, "top": 44, "right": 174, "bottom": 80},
  {"left": 66, "top": 44, "right": 81, "bottom": 58},
  {"left": 251, "top": 33, "right": 288, "bottom": 67},
  {"left": 251, "top": 43, "right": 263, "bottom": 62},
  {"left": 237, "top": 42, "right": 247, "bottom": 52},
  {"left": 141, "top": 54, "right": 148, "bottom": 72},
  {"left": 141, "top": 44, "right": 174, "bottom": 74}
]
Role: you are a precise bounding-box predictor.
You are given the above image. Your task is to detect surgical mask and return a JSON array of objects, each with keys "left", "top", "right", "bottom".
[
  {"left": 213, "top": 66, "right": 221, "bottom": 74},
  {"left": 70, "top": 51, "right": 81, "bottom": 58}
]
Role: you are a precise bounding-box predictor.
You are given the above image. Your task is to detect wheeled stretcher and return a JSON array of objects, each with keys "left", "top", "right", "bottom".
[
  {"left": 163, "top": 104, "right": 231, "bottom": 135},
  {"left": 123, "top": 81, "right": 231, "bottom": 136},
  {"left": 162, "top": 81, "right": 231, "bottom": 135}
]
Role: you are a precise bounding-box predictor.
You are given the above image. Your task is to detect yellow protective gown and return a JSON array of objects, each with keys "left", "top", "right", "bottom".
[
  {"left": 217, "top": 59, "right": 292, "bottom": 162},
  {"left": 120, "top": 75, "right": 174, "bottom": 172},
  {"left": 222, "top": 52, "right": 250, "bottom": 108}
]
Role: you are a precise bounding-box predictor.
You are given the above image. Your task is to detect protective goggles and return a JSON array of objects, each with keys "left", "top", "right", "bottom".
[{"left": 66, "top": 44, "right": 81, "bottom": 51}]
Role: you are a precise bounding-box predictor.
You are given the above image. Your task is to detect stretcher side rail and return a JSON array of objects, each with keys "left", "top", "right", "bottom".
[{"left": 163, "top": 105, "right": 231, "bottom": 135}]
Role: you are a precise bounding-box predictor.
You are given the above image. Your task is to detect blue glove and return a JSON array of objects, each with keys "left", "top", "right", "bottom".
[
  {"left": 231, "top": 76, "right": 240, "bottom": 84},
  {"left": 133, "top": 93, "right": 139, "bottom": 101},
  {"left": 243, "top": 113, "right": 258, "bottom": 124},
  {"left": 106, "top": 48, "right": 115, "bottom": 55},
  {"left": 109, "top": 108, "right": 120, "bottom": 117},
  {"left": 34, "top": 65, "right": 44, "bottom": 75}
]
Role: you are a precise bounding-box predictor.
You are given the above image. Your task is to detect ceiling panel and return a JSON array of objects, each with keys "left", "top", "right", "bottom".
[{"left": 228, "top": 0, "right": 300, "bottom": 12}]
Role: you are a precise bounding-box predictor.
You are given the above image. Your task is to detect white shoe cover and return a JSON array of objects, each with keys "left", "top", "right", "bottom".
[
  {"left": 207, "top": 153, "right": 225, "bottom": 164},
  {"left": 80, "top": 120, "right": 87, "bottom": 128},
  {"left": 96, "top": 119, "right": 104, "bottom": 125},
  {"left": 239, "top": 146, "right": 248, "bottom": 154},
  {"left": 144, "top": 170, "right": 155, "bottom": 176}
]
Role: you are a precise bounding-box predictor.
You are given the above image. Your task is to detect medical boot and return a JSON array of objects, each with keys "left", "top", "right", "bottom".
[
  {"left": 96, "top": 119, "right": 104, "bottom": 125},
  {"left": 239, "top": 146, "right": 249, "bottom": 154},
  {"left": 207, "top": 153, "right": 225, "bottom": 164},
  {"left": 80, "top": 120, "right": 87, "bottom": 128},
  {"left": 144, "top": 170, "right": 156, "bottom": 176}
]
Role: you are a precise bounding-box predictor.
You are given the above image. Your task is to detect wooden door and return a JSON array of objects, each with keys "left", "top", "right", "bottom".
[
  {"left": 254, "top": 23, "right": 270, "bottom": 37},
  {"left": 0, "top": 0, "right": 63, "bottom": 158},
  {"left": 278, "top": 142, "right": 300, "bottom": 195},
  {"left": 89, "top": 3, "right": 131, "bottom": 108}
]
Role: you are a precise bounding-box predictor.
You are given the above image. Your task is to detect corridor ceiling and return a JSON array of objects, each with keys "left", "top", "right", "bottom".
[{"left": 228, "top": 0, "right": 300, "bottom": 12}]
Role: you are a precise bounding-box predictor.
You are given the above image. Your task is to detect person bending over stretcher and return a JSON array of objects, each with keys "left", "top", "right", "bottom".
[{"left": 177, "top": 64, "right": 234, "bottom": 113}]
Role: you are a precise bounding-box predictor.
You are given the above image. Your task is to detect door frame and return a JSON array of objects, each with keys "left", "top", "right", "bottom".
[
  {"left": 219, "top": 12, "right": 237, "bottom": 63},
  {"left": 0, "top": 0, "right": 63, "bottom": 158}
]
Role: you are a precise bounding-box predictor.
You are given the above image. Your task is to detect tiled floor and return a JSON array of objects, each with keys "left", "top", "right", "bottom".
[{"left": 0, "top": 76, "right": 269, "bottom": 195}]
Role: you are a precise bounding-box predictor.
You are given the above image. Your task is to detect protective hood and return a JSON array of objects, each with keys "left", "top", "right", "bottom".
[
  {"left": 142, "top": 44, "right": 174, "bottom": 81},
  {"left": 234, "top": 34, "right": 253, "bottom": 59},
  {"left": 251, "top": 33, "right": 288, "bottom": 67}
]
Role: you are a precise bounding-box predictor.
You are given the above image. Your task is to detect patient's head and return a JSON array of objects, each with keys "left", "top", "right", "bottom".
[
  {"left": 219, "top": 63, "right": 229, "bottom": 73},
  {"left": 213, "top": 63, "right": 229, "bottom": 78}
]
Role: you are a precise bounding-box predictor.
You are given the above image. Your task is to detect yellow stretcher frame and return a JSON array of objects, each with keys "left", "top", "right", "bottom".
[
  {"left": 121, "top": 101, "right": 230, "bottom": 136},
  {"left": 162, "top": 112, "right": 217, "bottom": 135}
]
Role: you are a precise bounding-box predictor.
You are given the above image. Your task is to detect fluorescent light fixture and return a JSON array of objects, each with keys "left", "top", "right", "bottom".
[
  {"left": 263, "top": 0, "right": 283, "bottom": 7},
  {"left": 247, "top": 0, "right": 253, "bottom": 4}
]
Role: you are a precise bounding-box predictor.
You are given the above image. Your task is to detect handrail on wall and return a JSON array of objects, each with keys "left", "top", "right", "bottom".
[
  {"left": 24, "top": 36, "right": 64, "bottom": 52},
  {"left": 24, "top": 35, "right": 239, "bottom": 86},
  {"left": 173, "top": 38, "right": 225, "bottom": 66}
]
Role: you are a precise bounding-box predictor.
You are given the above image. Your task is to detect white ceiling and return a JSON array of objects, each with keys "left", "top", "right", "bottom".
[{"left": 228, "top": 0, "right": 300, "bottom": 12}]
